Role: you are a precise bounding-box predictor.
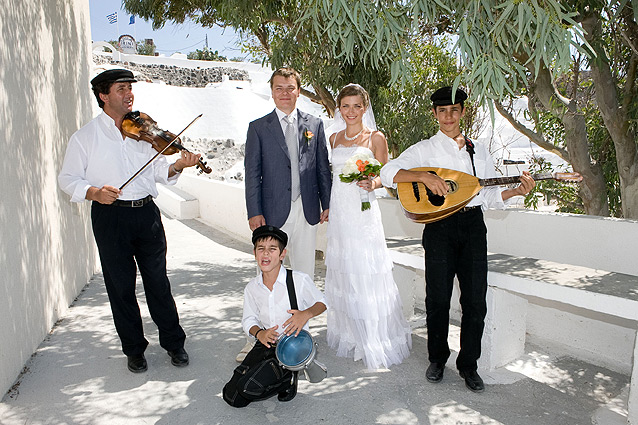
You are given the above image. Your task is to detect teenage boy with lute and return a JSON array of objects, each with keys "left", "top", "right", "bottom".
[{"left": 380, "top": 86, "right": 535, "bottom": 392}]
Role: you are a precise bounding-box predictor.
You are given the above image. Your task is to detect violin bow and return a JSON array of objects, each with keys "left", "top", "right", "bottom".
[{"left": 119, "top": 113, "right": 203, "bottom": 190}]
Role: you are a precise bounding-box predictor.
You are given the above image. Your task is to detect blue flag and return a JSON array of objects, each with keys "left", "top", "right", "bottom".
[
  {"left": 129, "top": 15, "right": 135, "bottom": 25},
  {"left": 106, "top": 12, "right": 117, "bottom": 24}
]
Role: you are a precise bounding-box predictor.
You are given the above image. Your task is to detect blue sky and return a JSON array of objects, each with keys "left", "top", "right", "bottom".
[{"left": 89, "top": 0, "right": 241, "bottom": 57}]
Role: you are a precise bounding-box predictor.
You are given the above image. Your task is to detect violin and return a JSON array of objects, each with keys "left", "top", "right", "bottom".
[{"left": 121, "top": 111, "right": 212, "bottom": 174}]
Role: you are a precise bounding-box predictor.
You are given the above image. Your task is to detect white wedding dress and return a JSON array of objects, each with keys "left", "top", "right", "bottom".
[{"left": 325, "top": 143, "right": 412, "bottom": 370}]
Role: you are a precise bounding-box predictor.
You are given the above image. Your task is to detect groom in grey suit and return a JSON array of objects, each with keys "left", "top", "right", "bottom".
[{"left": 245, "top": 67, "right": 331, "bottom": 279}]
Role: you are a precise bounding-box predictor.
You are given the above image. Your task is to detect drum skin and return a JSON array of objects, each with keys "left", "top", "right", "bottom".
[{"left": 276, "top": 330, "right": 314, "bottom": 370}]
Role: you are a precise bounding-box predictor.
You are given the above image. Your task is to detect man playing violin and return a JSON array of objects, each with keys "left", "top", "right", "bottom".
[
  {"left": 381, "top": 86, "right": 535, "bottom": 392},
  {"left": 58, "top": 69, "right": 200, "bottom": 373}
]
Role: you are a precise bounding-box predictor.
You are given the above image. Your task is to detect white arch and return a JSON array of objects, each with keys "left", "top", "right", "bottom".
[
  {"left": 92, "top": 41, "right": 116, "bottom": 53},
  {"left": 92, "top": 41, "right": 121, "bottom": 62}
]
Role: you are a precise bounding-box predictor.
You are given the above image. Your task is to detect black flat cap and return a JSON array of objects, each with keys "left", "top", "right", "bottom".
[
  {"left": 91, "top": 69, "right": 137, "bottom": 87},
  {"left": 430, "top": 86, "right": 468, "bottom": 106},
  {"left": 252, "top": 225, "right": 288, "bottom": 247}
]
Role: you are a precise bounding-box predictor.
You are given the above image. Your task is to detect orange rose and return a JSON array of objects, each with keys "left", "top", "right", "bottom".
[
  {"left": 303, "top": 129, "right": 314, "bottom": 143},
  {"left": 356, "top": 159, "right": 369, "bottom": 172}
]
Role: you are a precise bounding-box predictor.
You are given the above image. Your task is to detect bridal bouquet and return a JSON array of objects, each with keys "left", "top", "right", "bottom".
[{"left": 339, "top": 152, "right": 383, "bottom": 211}]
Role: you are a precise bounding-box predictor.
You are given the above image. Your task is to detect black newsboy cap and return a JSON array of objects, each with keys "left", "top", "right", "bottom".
[
  {"left": 91, "top": 69, "right": 137, "bottom": 87},
  {"left": 252, "top": 225, "right": 288, "bottom": 247},
  {"left": 430, "top": 86, "right": 468, "bottom": 106}
]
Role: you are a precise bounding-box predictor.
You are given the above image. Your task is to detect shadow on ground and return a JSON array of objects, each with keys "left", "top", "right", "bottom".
[{"left": 0, "top": 216, "right": 629, "bottom": 425}]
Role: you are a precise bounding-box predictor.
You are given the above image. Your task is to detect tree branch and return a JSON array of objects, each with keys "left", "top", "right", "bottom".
[
  {"left": 299, "top": 86, "right": 336, "bottom": 117},
  {"left": 494, "top": 102, "right": 570, "bottom": 161},
  {"left": 622, "top": 54, "right": 637, "bottom": 112},
  {"left": 254, "top": 23, "right": 272, "bottom": 56},
  {"left": 571, "top": 54, "right": 581, "bottom": 100},
  {"left": 513, "top": 52, "right": 572, "bottom": 116},
  {"left": 312, "top": 85, "right": 336, "bottom": 117},
  {"left": 617, "top": 3, "right": 638, "bottom": 56},
  {"left": 300, "top": 88, "right": 322, "bottom": 103}
]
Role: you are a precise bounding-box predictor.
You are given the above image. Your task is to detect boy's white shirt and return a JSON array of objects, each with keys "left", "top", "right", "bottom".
[
  {"left": 380, "top": 130, "right": 507, "bottom": 210},
  {"left": 242, "top": 265, "right": 327, "bottom": 338}
]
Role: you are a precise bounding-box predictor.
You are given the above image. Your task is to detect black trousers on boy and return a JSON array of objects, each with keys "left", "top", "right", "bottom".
[
  {"left": 421, "top": 207, "right": 488, "bottom": 372},
  {"left": 223, "top": 341, "right": 294, "bottom": 407}
]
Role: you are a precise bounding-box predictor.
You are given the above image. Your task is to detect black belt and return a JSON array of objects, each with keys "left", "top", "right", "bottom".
[
  {"left": 111, "top": 195, "right": 153, "bottom": 207},
  {"left": 459, "top": 205, "right": 481, "bottom": 213}
]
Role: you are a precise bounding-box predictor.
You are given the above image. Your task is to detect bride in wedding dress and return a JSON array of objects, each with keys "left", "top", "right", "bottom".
[{"left": 324, "top": 84, "right": 412, "bottom": 370}]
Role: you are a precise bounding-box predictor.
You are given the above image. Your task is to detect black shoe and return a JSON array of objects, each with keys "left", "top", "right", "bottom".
[
  {"left": 127, "top": 354, "right": 147, "bottom": 373},
  {"left": 167, "top": 348, "right": 189, "bottom": 367},
  {"left": 278, "top": 372, "right": 298, "bottom": 402},
  {"left": 459, "top": 369, "right": 485, "bottom": 392},
  {"left": 426, "top": 362, "right": 445, "bottom": 383}
]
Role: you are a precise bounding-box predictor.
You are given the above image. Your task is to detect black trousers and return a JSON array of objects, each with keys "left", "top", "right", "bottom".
[
  {"left": 91, "top": 200, "right": 186, "bottom": 356},
  {"left": 223, "top": 341, "right": 294, "bottom": 407},
  {"left": 421, "top": 207, "right": 488, "bottom": 372}
]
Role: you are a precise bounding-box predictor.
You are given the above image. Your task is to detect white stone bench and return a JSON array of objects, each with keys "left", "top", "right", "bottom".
[
  {"left": 155, "top": 185, "right": 199, "bottom": 219},
  {"left": 484, "top": 255, "right": 638, "bottom": 425},
  {"left": 389, "top": 243, "right": 638, "bottom": 424}
]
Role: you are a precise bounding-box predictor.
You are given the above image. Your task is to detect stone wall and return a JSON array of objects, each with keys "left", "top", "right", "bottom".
[
  {"left": 181, "top": 137, "right": 245, "bottom": 182},
  {"left": 93, "top": 54, "right": 249, "bottom": 87}
]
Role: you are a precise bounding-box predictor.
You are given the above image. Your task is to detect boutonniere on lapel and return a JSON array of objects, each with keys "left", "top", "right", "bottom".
[{"left": 303, "top": 129, "right": 314, "bottom": 145}]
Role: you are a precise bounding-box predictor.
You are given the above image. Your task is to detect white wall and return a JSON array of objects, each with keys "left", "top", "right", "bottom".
[
  {"left": 175, "top": 175, "right": 252, "bottom": 242},
  {"left": 171, "top": 175, "right": 331, "bottom": 253},
  {"left": 0, "top": 0, "right": 98, "bottom": 395}
]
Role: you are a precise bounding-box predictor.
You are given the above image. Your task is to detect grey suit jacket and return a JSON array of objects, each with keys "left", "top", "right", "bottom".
[{"left": 244, "top": 109, "right": 331, "bottom": 228}]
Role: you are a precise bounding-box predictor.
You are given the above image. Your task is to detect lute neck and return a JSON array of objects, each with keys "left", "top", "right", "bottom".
[{"left": 479, "top": 173, "right": 552, "bottom": 187}]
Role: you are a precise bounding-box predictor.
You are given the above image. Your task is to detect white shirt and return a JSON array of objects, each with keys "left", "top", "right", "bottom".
[
  {"left": 242, "top": 265, "right": 327, "bottom": 337},
  {"left": 58, "top": 111, "right": 178, "bottom": 202},
  {"left": 380, "top": 130, "right": 506, "bottom": 210},
  {"left": 275, "top": 107, "right": 298, "bottom": 137}
]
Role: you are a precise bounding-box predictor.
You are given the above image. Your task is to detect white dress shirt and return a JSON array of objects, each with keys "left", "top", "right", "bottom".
[
  {"left": 275, "top": 107, "right": 298, "bottom": 136},
  {"left": 58, "top": 111, "right": 178, "bottom": 202},
  {"left": 242, "top": 265, "right": 327, "bottom": 337},
  {"left": 380, "top": 130, "right": 506, "bottom": 210}
]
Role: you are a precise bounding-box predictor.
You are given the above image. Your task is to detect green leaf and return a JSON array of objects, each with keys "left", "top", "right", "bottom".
[
  {"left": 516, "top": 2, "right": 525, "bottom": 42},
  {"left": 491, "top": 2, "right": 515, "bottom": 35}
]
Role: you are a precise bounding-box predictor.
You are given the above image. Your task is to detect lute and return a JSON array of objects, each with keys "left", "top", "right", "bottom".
[{"left": 397, "top": 167, "right": 582, "bottom": 224}]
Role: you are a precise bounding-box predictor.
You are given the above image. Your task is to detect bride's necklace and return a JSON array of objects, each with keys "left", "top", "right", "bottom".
[{"left": 344, "top": 127, "right": 364, "bottom": 141}]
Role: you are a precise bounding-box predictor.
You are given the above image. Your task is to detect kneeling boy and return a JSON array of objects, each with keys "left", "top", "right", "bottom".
[{"left": 223, "top": 225, "right": 327, "bottom": 407}]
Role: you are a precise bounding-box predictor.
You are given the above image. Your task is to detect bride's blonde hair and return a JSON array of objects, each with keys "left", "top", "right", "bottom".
[{"left": 336, "top": 84, "right": 370, "bottom": 110}]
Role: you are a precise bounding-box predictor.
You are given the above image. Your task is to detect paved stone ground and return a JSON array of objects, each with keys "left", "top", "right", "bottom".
[{"left": 0, "top": 215, "right": 631, "bottom": 425}]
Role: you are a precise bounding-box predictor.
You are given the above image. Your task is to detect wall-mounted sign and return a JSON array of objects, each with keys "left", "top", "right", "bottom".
[{"left": 118, "top": 34, "right": 137, "bottom": 54}]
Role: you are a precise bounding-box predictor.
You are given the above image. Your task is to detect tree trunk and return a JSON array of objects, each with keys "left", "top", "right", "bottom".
[
  {"left": 529, "top": 61, "right": 610, "bottom": 216},
  {"left": 582, "top": 13, "right": 638, "bottom": 219}
]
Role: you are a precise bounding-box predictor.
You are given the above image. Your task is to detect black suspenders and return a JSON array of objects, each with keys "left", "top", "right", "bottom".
[
  {"left": 285, "top": 269, "right": 299, "bottom": 310},
  {"left": 465, "top": 136, "right": 477, "bottom": 177}
]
